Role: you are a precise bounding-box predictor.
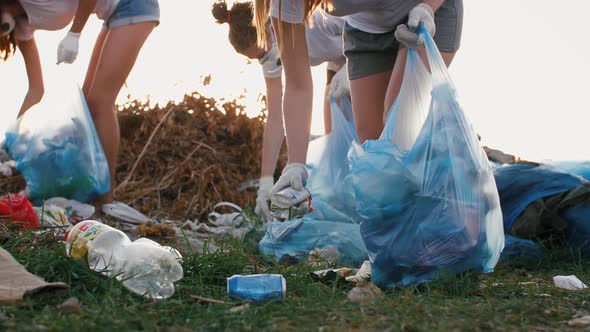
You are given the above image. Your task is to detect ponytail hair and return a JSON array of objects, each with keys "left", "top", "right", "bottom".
[
  {"left": 212, "top": 1, "right": 258, "bottom": 55},
  {"left": 253, "top": 0, "right": 329, "bottom": 50}
]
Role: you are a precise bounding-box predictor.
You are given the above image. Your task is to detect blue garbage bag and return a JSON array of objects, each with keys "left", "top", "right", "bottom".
[
  {"left": 5, "top": 86, "right": 110, "bottom": 205},
  {"left": 494, "top": 163, "right": 590, "bottom": 255},
  {"left": 348, "top": 27, "right": 504, "bottom": 288},
  {"left": 494, "top": 163, "right": 585, "bottom": 230},
  {"left": 562, "top": 203, "right": 590, "bottom": 255},
  {"left": 259, "top": 96, "right": 368, "bottom": 267},
  {"left": 501, "top": 235, "right": 544, "bottom": 261},
  {"left": 547, "top": 161, "right": 590, "bottom": 182}
]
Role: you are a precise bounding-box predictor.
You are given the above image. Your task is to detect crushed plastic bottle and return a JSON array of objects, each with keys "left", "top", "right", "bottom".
[
  {"left": 270, "top": 187, "right": 313, "bottom": 221},
  {"left": 227, "top": 274, "right": 286, "bottom": 301},
  {"left": 65, "top": 220, "right": 183, "bottom": 299}
]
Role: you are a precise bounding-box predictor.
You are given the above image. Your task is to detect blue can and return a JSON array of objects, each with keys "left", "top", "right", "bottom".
[{"left": 227, "top": 274, "right": 286, "bottom": 302}]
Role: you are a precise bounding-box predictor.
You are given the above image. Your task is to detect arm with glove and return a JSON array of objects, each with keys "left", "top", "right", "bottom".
[
  {"left": 329, "top": 66, "right": 350, "bottom": 101},
  {"left": 395, "top": 0, "right": 444, "bottom": 48},
  {"left": 255, "top": 76, "right": 285, "bottom": 223},
  {"left": 57, "top": 0, "right": 97, "bottom": 64},
  {"left": 267, "top": 18, "right": 312, "bottom": 201}
]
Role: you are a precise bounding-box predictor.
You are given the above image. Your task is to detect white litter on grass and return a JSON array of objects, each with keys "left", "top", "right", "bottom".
[
  {"left": 568, "top": 313, "right": 590, "bottom": 327},
  {"left": 102, "top": 201, "right": 149, "bottom": 224},
  {"left": 346, "top": 261, "right": 372, "bottom": 283},
  {"left": 347, "top": 281, "right": 382, "bottom": 304},
  {"left": 308, "top": 246, "right": 340, "bottom": 267},
  {"left": 207, "top": 202, "right": 244, "bottom": 227},
  {"left": 189, "top": 202, "right": 254, "bottom": 240},
  {"left": 553, "top": 275, "right": 588, "bottom": 291},
  {"left": 0, "top": 160, "right": 15, "bottom": 177},
  {"left": 35, "top": 197, "right": 95, "bottom": 228}
]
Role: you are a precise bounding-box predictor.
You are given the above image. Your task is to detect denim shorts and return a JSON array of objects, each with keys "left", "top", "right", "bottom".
[
  {"left": 103, "top": 0, "right": 160, "bottom": 30},
  {"left": 343, "top": 0, "right": 463, "bottom": 80}
]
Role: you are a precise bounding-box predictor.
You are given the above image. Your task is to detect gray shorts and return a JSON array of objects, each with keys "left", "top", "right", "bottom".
[{"left": 343, "top": 0, "right": 463, "bottom": 80}]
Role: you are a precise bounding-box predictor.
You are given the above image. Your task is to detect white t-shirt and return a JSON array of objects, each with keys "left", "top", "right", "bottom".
[
  {"left": 271, "top": 0, "right": 420, "bottom": 34},
  {"left": 14, "top": 0, "right": 78, "bottom": 40},
  {"left": 260, "top": 10, "right": 345, "bottom": 78},
  {"left": 14, "top": 0, "right": 120, "bottom": 41}
]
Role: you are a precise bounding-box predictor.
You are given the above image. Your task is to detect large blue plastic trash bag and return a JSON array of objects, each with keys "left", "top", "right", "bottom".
[
  {"left": 348, "top": 27, "right": 504, "bottom": 288},
  {"left": 493, "top": 163, "right": 585, "bottom": 230},
  {"left": 259, "top": 96, "right": 367, "bottom": 267},
  {"left": 306, "top": 96, "right": 355, "bottom": 172},
  {"left": 562, "top": 203, "right": 590, "bottom": 255},
  {"left": 5, "top": 86, "right": 110, "bottom": 205},
  {"left": 547, "top": 161, "right": 590, "bottom": 182}
]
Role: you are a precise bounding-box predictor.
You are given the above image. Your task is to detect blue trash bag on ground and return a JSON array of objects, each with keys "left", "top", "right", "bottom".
[
  {"left": 259, "top": 96, "right": 367, "bottom": 267},
  {"left": 547, "top": 161, "right": 590, "bottom": 182},
  {"left": 493, "top": 163, "right": 585, "bottom": 230},
  {"left": 495, "top": 163, "right": 590, "bottom": 255},
  {"left": 5, "top": 86, "right": 109, "bottom": 205},
  {"left": 562, "top": 202, "right": 590, "bottom": 255},
  {"left": 501, "top": 235, "right": 544, "bottom": 261},
  {"left": 348, "top": 27, "right": 504, "bottom": 288}
]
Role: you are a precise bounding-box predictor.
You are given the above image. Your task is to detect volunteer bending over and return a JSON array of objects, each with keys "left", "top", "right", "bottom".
[
  {"left": 253, "top": 0, "right": 462, "bottom": 197},
  {"left": 212, "top": 1, "right": 348, "bottom": 222},
  {"left": 0, "top": 0, "right": 160, "bottom": 208},
  {"left": 0, "top": 0, "right": 78, "bottom": 117}
]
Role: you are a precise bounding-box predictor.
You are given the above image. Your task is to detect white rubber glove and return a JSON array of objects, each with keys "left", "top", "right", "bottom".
[
  {"left": 270, "top": 163, "right": 309, "bottom": 196},
  {"left": 57, "top": 31, "right": 81, "bottom": 64},
  {"left": 329, "top": 66, "right": 350, "bottom": 100},
  {"left": 255, "top": 176, "right": 274, "bottom": 223},
  {"left": 395, "top": 3, "right": 435, "bottom": 48}
]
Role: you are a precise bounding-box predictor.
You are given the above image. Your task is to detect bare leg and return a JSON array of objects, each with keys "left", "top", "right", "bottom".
[
  {"left": 82, "top": 28, "right": 108, "bottom": 96},
  {"left": 322, "top": 84, "right": 332, "bottom": 134},
  {"left": 85, "top": 22, "right": 156, "bottom": 205},
  {"left": 350, "top": 71, "right": 392, "bottom": 143}
]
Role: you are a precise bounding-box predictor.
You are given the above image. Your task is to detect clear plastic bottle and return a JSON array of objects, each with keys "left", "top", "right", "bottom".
[{"left": 65, "top": 220, "right": 183, "bottom": 299}]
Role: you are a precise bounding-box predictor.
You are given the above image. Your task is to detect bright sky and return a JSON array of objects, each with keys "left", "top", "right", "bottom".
[{"left": 1, "top": 1, "right": 589, "bottom": 161}]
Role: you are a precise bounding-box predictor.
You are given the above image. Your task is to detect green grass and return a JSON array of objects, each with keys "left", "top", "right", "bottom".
[{"left": 1, "top": 232, "right": 590, "bottom": 332}]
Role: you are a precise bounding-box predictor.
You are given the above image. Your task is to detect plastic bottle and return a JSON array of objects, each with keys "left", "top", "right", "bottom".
[
  {"left": 227, "top": 274, "right": 286, "bottom": 301},
  {"left": 270, "top": 187, "right": 313, "bottom": 221},
  {"left": 65, "top": 220, "right": 183, "bottom": 299}
]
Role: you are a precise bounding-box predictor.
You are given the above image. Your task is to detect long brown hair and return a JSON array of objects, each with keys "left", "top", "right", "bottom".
[
  {"left": 253, "top": 0, "right": 326, "bottom": 50},
  {"left": 0, "top": 31, "right": 16, "bottom": 61},
  {"left": 212, "top": 1, "right": 258, "bottom": 55}
]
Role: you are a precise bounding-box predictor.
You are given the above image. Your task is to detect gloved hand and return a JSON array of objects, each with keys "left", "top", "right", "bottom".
[
  {"left": 254, "top": 176, "right": 274, "bottom": 223},
  {"left": 329, "top": 66, "right": 350, "bottom": 100},
  {"left": 270, "top": 163, "right": 308, "bottom": 196},
  {"left": 57, "top": 31, "right": 81, "bottom": 64},
  {"left": 395, "top": 3, "right": 435, "bottom": 48}
]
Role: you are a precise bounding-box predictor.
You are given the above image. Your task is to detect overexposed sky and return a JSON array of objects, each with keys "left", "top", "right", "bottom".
[{"left": 1, "top": 1, "right": 589, "bottom": 161}]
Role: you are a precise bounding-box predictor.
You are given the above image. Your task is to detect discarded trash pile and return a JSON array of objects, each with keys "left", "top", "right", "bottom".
[{"left": 1, "top": 91, "right": 285, "bottom": 221}]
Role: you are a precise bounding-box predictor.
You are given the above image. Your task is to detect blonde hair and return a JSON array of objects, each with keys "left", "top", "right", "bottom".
[{"left": 253, "top": 0, "right": 328, "bottom": 50}]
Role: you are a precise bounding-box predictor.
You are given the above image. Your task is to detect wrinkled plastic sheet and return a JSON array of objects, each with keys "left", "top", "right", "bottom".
[{"left": 5, "top": 86, "right": 109, "bottom": 204}]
